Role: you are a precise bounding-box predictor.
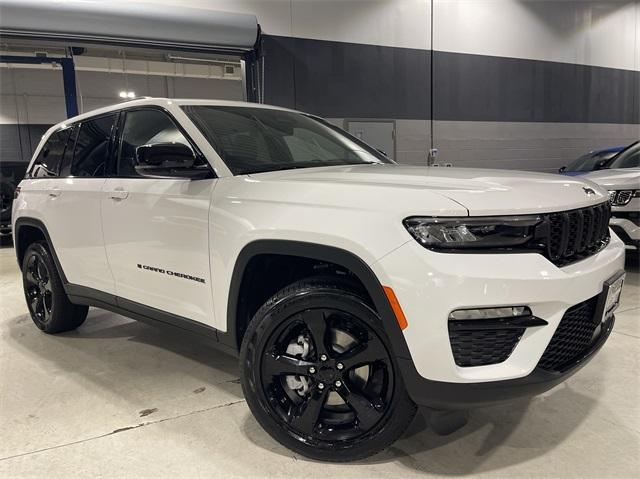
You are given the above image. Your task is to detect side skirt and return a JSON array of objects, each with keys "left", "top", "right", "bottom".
[{"left": 66, "top": 284, "right": 238, "bottom": 357}]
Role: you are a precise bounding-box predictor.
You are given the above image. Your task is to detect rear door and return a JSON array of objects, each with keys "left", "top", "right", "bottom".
[
  {"left": 101, "top": 107, "right": 216, "bottom": 325},
  {"left": 41, "top": 114, "right": 118, "bottom": 294}
]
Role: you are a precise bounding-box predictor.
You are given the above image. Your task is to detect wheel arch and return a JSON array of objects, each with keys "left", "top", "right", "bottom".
[
  {"left": 14, "top": 217, "right": 68, "bottom": 283},
  {"left": 225, "top": 240, "right": 412, "bottom": 362}
]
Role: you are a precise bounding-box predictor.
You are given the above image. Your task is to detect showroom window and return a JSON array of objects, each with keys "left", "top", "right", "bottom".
[
  {"left": 117, "top": 109, "right": 196, "bottom": 177},
  {"left": 70, "top": 114, "right": 118, "bottom": 177},
  {"left": 30, "top": 128, "right": 72, "bottom": 178}
]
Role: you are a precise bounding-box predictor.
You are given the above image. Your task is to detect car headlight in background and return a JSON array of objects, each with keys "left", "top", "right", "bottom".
[
  {"left": 403, "top": 215, "right": 542, "bottom": 250},
  {"left": 608, "top": 190, "right": 639, "bottom": 206}
]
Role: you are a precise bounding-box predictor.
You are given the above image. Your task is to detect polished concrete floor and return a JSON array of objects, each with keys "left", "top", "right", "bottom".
[{"left": 0, "top": 243, "right": 638, "bottom": 478}]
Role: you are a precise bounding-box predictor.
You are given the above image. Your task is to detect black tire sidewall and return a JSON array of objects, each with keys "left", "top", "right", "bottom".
[{"left": 240, "top": 281, "right": 416, "bottom": 462}]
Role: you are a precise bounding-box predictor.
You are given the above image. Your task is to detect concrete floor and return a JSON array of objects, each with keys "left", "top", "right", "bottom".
[{"left": 0, "top": 243, "right": 638, "bottom": 478}]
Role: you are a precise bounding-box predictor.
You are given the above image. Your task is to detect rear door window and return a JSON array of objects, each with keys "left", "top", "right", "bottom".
[
  {"left": 70, "top": 114, "right": 118, "bottom": 177},
  {"left": 31, "top": 128, "right": 72, "bottom": 178}
]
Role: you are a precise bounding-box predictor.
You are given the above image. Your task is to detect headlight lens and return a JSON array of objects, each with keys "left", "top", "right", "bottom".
[
  {"left": 608, "top": 190, "right": 639, "bottom": 206},
  {"left": 403, "top": 216, "right": 542, "bottom": 250}
]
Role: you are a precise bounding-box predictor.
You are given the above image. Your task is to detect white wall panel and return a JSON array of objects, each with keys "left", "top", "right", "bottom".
[
  {"left": 123, "top": 0, "right": 431, "bottom": 50},
  {"left": 434, "top": 0, "right": 639, "bottom": 71}
]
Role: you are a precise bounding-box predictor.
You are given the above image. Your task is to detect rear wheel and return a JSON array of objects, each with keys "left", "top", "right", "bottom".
[
  {"left": 240, "top": 278, "right": 416, "bottom": 462},
  {"left": 22, "top": 241, "right": 88, "bottom": 333}
]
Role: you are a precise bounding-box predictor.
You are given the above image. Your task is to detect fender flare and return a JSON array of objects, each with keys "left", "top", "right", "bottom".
[
  {"left": 225, "top": 239, "right": 414, "bottom": 363},
  {"left": 13, "top": 217, "right": 69, "bottom": 284}
]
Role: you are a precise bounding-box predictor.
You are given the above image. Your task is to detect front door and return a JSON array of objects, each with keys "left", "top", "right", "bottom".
[{"left": 101, "top": 108, "right": 216, "bottom": 325}]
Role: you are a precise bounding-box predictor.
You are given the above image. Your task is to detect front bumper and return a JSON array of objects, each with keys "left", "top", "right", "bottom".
[{"left": 372, "top": 231, "right": 625, "bottom": 407}]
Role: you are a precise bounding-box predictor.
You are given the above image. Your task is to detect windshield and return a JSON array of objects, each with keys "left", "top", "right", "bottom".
[
  {"left": 566, "top": 150, "right": 619, "bottom": 172},
  {"left": 606, "top": 142, "right": 640, "bottom": 169},
  {"left": 182, "top": 106, "right": 392, "bottom": 175}
]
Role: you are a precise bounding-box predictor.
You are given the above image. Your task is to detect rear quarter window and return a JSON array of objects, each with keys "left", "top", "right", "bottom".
[{"left": 30, "top": 128, "right": 72, "bottom": 178}]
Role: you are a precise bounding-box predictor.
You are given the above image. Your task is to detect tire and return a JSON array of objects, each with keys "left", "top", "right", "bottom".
[
  {"left": 240, "top": 277, "right": 417, "bottom": 462},
  {"left": 21, "top": 241, "right": 88, "bottom": 333}
]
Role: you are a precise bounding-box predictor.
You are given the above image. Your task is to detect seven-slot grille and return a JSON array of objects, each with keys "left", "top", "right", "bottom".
[
  {"left": 537, "top": 296, "right": 600, "bottom": 372},
  {"left": 545, "top": 202, "right": 610, "bottom": 267}
]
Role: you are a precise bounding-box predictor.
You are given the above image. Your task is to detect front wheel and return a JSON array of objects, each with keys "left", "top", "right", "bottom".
[{"left": 240, "top": 278, "right": 416, "bottom": 462}]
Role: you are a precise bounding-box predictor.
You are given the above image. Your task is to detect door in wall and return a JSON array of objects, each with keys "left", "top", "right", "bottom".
[{"left": 346, "top": 121, "right": 395, "bottom": 161}]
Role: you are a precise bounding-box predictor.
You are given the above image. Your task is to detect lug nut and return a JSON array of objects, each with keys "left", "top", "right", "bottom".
[
  {"left": 308, "top": 366, "right": 316, "bottom": 374},
  {"left": 320, "top": 354, "right": 328, "bottom": 362},
  {"left": 336, "top": 362, "right": 344, "bottom": 370},
  {"left": 334, "top": 380, "right": 342, "bottom": 387},
  {"left": 317, "top": 382, "right": 325, "bottom": 390}
]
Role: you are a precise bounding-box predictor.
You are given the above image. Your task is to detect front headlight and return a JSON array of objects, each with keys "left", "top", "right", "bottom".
[
  {"left": 403, "top": 215, "right": 542, "bottom": 250},
  {"left": 608, "top": 190, "right": 639, "bottom": 206}
]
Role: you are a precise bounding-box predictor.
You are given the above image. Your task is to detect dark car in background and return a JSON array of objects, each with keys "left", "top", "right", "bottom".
[
  {"left": 559, "top": 145, "right": 626, "bottom": 176},
  {"left": 0, "top": 160, "right": 28, "bottom": 239}
]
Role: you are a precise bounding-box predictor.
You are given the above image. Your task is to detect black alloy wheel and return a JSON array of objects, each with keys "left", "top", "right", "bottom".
[
  {"left": 21, "top": 241, "right": 88, "bottom": 333},
  {"left": 241, "top": 278, "right": 416, "bottom": 462},
  {"left": 24, "top": 252, "right": 54, "bottom": 323}
]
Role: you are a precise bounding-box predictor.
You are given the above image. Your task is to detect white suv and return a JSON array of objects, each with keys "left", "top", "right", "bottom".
[
  {"left": 582, "top": 141, "right": 640, "bottom": 249},
  {"left": 12, "top": 98, "right": 626, "bottom": 461}
]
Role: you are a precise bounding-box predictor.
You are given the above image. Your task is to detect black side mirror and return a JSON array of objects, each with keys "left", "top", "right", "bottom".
[
  {"left": 135, "top": 143, "right": 208, "bottom": 178},
  {"left": 594, "top": 159, "right": 608, "bottom": 170},
  {"left": 558, "top": 166, "right": 566, "bottom": 173}
]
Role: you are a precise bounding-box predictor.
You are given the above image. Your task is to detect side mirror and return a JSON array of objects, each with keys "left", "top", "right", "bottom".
[
  {"left": 594, "top": 159, "right": 608, "bottom": 170},
  {"left": 135, "top": 143, "right": 208, "bottom": 178},
  {"left": 558, "top": 166, "right": 566, "bottom": 173}
]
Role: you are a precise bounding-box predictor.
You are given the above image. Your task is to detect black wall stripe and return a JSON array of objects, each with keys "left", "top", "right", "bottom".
[
  {"left": 262, "top": 35, "right": 431, "bottom": 120},
  {"left": 261, "top": 34, "right": 640, "bottom": 125}
]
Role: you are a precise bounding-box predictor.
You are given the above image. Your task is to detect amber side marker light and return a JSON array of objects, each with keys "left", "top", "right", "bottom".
[{"left": 383, "top": 286, "right": 408, "bottom": 330}]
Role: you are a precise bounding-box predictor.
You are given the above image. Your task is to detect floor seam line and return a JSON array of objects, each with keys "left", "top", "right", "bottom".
[
  {"left": 0, "top": 399, "right": 246, "bottom": 462},
  {"left": 611, "top": 330, "right": 640, "bottom": 339}
]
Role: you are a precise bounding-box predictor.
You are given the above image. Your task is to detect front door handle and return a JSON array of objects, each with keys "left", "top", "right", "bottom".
[
  {"left": 48, "top": 188, "right": 61, "bottom": 198},
  {"left": 108, "top": 189, "right": 129, "bottom": 200}
]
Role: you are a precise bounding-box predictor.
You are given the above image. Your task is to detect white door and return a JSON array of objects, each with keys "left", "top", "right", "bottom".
[
  {"left": 101, "top": 108, "right": 216, "bottom": 325},
  {"left": 40, "top": 115, "right": 117, "bottom": 294}
]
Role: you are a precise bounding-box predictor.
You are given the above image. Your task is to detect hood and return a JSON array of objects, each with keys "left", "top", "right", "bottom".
[
  {"left": 249, "top": 164, "right": 610, "bottom": 216},
  {"left": 580, "top": 168, "right": 640, "bottom": 190}
]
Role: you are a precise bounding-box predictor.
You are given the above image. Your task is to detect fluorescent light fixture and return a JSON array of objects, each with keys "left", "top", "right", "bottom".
[{"left": 118, "top": 91, "right": 136, "bottom": 99}]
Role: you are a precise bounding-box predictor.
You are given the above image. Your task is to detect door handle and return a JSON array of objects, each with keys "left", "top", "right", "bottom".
[
  {"left": 48, "top": 188, "right": 61, "bottom": 198},
  {"left": 108, "top": 189, "right": 129, "bottom": 200}
]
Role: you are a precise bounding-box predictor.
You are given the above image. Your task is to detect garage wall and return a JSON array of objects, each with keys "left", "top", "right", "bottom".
[
  {"left": 2, "top": 0, "right": 639, "bottom": 171},
  {"left": 0, "top": 64, "right": 243, "bottom": 163},
  {"left": 158, "top": 0, "right": 639, "bottom": 172},
  {"left": 431, "top": 0, "right": 640, "bottom": 171}
]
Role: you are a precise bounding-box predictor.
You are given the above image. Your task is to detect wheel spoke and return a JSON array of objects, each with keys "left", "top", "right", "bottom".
[
  {"left": 303, "top": 309, "right": 329, "bottom": 357},
  {"left": 339, "top": 334, "right": 388, "bottom": 371},
  {"left": 337, "top": 381, "right": 383, "bottom": 430},
  {"left": 30, "top": 294, "right": 43, "bottom": 315},
  {"left": 263, "top": 352, "right": 315, "bottom": 378},
  {"left": 36, "top": 260, "right": 49, "bottom": 283},
  {"left": 289, "top": 385, "right": 329, "bottom": 435},
  {"left": 25, "top": 268, "right": 38, "bottom": 285}
]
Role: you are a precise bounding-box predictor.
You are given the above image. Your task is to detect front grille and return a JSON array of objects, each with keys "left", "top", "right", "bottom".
[
  {"left": 537, "top": 296, "right": 599, "bottom": 372},
  {"left": 544, "top": 202, "right": 610, "bottom": 267},
  {"left": 449, "top": 327, "right": 524, "bottom": 367}
]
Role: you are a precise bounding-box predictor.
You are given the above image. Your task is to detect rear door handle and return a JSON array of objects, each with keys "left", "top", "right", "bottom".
[
  {"left": 108, "top": 189, "right": 129, "bottom": 200},
  {"left": 48, "top": 188, "right": 61, "bottom": 198}
]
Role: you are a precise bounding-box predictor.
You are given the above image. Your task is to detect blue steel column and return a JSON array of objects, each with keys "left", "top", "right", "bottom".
[{"left": 60, "top": 58, "right": 79, "bottom": 118}]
